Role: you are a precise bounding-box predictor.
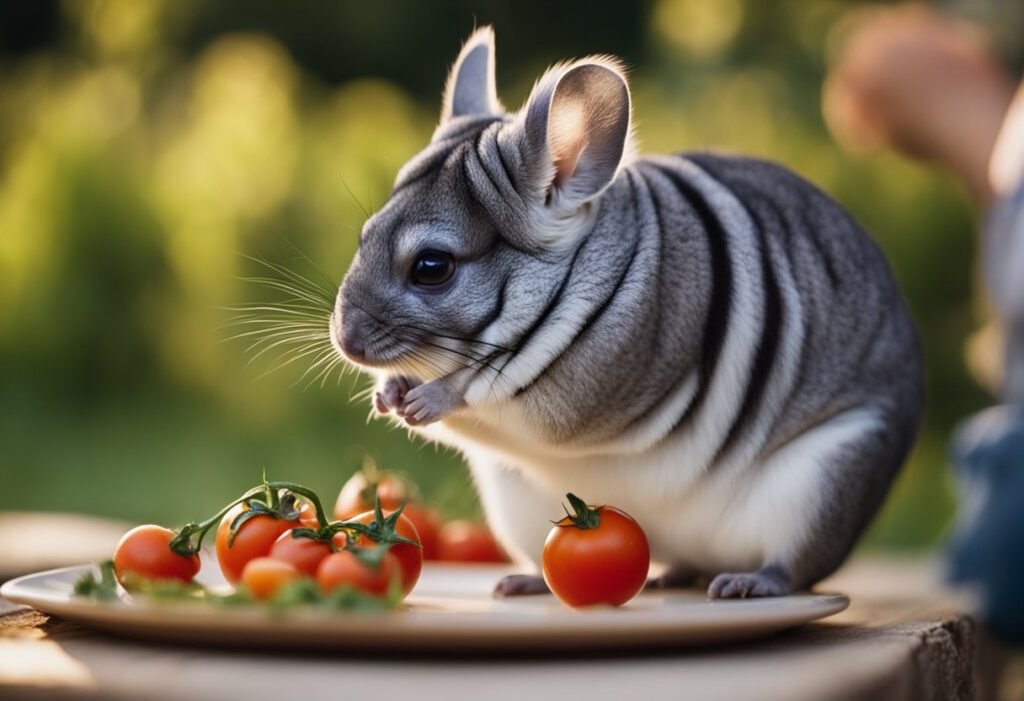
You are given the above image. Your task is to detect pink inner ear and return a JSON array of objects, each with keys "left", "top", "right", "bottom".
[
  {"left": 549, "top": 99, "right": 589, "bottom": 187},
  {"left": 553, "top": 140, "right": 588, "bottom": 187}
]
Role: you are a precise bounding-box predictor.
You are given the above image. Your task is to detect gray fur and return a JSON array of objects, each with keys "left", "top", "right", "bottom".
[{"left": 333, "top": 28, "right": 924, "bottom": 597}]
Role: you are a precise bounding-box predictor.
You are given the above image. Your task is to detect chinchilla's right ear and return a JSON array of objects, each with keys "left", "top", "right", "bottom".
[
  {"left": 440, "top": 26, "right": 502, "bottom": 123},
  {"left": 510, "top": 58, "right": 634, "bottom": 247}
]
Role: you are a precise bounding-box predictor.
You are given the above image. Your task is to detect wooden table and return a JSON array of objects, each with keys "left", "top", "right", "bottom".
[{"left": 3, "top": 553, "right": 1019, "bottom": 701}]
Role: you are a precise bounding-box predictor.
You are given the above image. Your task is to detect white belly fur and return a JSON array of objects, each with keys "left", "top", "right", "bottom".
[{"left": 421, "top": 405, "right": 880, "bottom": 573}]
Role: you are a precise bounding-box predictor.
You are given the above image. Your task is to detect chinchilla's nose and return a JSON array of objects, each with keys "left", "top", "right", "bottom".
[
  {"left": 336, "top": 301, "right": 370, "bottom": 362},
  {"left": 341, "top": 326, "right": 365, "bottom": 360}
]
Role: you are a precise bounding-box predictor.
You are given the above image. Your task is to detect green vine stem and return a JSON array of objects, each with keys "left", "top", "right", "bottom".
[{"left": 168, "top": 478, "right": 416, "bottom": 558}]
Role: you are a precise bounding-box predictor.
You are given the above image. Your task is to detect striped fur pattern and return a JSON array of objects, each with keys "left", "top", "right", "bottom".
[{"left": 332, "top": 28, "right": 923, "bottom": 596}]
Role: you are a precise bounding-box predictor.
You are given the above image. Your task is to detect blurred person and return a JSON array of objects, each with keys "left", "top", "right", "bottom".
[{"left": 824, "top": 3, "right": 1024, "bottom": 643}]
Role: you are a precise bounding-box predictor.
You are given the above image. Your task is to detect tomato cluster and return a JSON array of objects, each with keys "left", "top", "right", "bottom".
[
  {"left": 111, "top": 478, "right": 424, "bottom": 605},
  {"left": 109, "top": 469, "right": 649, "bottom": 612}
]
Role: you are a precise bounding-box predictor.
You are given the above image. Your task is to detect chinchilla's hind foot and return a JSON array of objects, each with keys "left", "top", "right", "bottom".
[
  {"left": 493, "top": 574, "right": 549, "bottom": 598},
  {"left": 708, "top": 565, "right": 790, "bottom": 599}
]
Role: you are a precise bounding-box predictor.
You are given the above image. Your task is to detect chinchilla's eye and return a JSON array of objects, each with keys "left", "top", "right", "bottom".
[{"left": 411, "top": 250, "right": 456, "bottom": 286}]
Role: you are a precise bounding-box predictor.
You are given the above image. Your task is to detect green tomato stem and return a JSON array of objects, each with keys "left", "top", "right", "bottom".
[{"left": 563, "top": 493, "right": 602, "bottom": 530}]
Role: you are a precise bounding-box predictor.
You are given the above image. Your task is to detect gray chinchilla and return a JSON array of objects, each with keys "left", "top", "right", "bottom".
[{"left": 331, "top": 27, "right": 924, "bottom": 598}]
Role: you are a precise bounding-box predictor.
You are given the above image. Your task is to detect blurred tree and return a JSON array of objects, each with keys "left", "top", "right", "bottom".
[{"left": 0, "top": 0, "right": 990, "bottom": 546}]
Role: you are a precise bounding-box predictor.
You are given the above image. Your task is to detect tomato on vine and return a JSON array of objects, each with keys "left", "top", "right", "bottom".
[
  {"left": 113, "top": 525, "right": 200, "bottom": 587},
  {"left": 215, "top": 502, "right": 302, "bottom": 584},
  {"left": 316, "top": 547, "right": 401, "bottom": 598},
  {"left": 342, "top": 505, "right": 422, "bottom": 595},
  {"left": 542, "top": 493, "right": 650, "bottom": 608},
  {"left": 241, "top": 557, "right": 300, "bottom": 600},
  {"left": 269, "top": 530, "right": 347, "bottom": 577}
]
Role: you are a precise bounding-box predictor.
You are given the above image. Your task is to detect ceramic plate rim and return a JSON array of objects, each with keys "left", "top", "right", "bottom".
[{"left": 1, "top": 564, "right": 849, "bottom": 651}]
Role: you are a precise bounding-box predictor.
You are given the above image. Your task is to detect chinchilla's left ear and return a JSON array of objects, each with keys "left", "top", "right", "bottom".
[
  {"left": 440, "top": 26, "right": 502, "bottom": 122},
  {"left": 517, "top": 58, "right": 633, "bottom": 219}
]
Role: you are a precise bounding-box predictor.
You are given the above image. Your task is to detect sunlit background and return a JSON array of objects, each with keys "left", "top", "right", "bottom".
[{"left": 0, "top": 0, "right": 1007, "bottom": 548}]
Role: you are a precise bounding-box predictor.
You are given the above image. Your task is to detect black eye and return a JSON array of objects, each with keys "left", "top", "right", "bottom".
[{"left": 411, "top": 250, "right": 456, "bottom": 287}]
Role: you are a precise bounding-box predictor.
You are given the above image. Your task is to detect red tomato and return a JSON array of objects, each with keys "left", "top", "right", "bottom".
[
  {"left": 348, "top": 509, "right": 422, "bottom": 595},
  {"left": 268, "top": 530, "right": 346, "bottom": 577},
  {"left": 401, "top": 502, "right": 442, "bottom": 560},
  {"left": 241, "top": 557, "right": 300, "bottom": 601},
  {"left": 438, "top": 521, "right": 509, "bottom": 563},
  {"left": 316, "top": 550, "right": 401, "bottom": 598},
  {"left": 216, "top": 504, "right": 298, "bottom": 584},
  {"left": 333, "top": 471, "right": 406, "bottom": 520},
  {"left": 113, "top": 525, "right": 200, "bottom": 586},
  {"left": 542, "top": 498, "right": 649, "bottom": 608}
]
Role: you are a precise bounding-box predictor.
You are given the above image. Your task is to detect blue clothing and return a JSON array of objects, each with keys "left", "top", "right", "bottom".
[{"left": 948, "top": 177, "right": 1024, "bottom": 644}]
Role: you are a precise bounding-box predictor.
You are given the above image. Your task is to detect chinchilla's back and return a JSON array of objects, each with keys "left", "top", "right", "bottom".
[{"left": 673, "top": 152, "right": 923, "bottom": 466}]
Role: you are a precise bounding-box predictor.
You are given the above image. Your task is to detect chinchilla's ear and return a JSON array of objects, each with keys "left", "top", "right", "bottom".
[
  {"left": 441, "top": 26, "right": 502, "bottom": 122},
  {"left": 519, "top": 59, "right": 632, "bottom": 216}
]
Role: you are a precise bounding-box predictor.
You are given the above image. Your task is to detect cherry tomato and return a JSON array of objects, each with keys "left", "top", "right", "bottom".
[
  {"left": 269, "top": 530, "right": 347, "bottom": 577},
  {"left": 348, "top": 509, "right": 422, "bottom": 595},
  {"left": 241, "top": 557, "right": 300, "bottom": 601},
  {"left": 333, "top": 471, "right": 406, "bottom": 520},
  {"left": 542, "top": 495, "right": 650, "bottom": 608},
  {"left": 316, "top": 550, "right": 401, "bottom": 598},
  {"left": 113, "top": 525, "right": 200, "bottom": 586},
  {"left": 438, "top": 520, "right": 509, "bottom": 563},
  {"left": 216, "top": 504, "right": 298, "bottom": 584},
  {"left": 401, "top": 502, "right": 442, "bottom": 560}
]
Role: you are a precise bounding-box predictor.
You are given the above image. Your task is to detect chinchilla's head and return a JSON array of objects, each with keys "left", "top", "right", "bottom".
[{"left": 332, "top": 27, "right": 634, "bottom": 382}]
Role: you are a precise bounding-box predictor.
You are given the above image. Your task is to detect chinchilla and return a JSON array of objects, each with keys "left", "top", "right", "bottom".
[{"left": 331, "top": 27, "right": 923, "bottom": 598}]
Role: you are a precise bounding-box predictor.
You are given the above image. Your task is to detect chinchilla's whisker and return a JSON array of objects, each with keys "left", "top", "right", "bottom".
[
  {"left": 402, "top": 347, "right": 452, "bottom": 379},
  {"left": 222, "top": 303, "right": 327, "bottom": 316},
  {"left": 249, "top": 333, "right": 329, "bottom": 362},
  {"left": 238, "top": 278, "right": 334, "bottom": 310},
  {"left": 282, "top": 239, "right": 341, "bottom": 293},
  {"left": 337, "top": 171, "right": 371, "bottom": 220},
  {"left": 242, "top": 254, "right": 337, "bottom": 297},
  {"left": 233, "top": 327, "right": 329, "bottom": 343},
  {"left": 293, "top": 348, "right": 335, "bottom": 386},
  {"left": 224, "top": 305, "right": 330, "bottom": 321},
  {"left": 245, "top": 333, "right": 329, "bottom": 358},
  {"left": 223, "top": 318, "right": 327, "bottom": 332},
  {"left": 224, "top": 325, "right": 328, "bottom": 343},
  {"left": 227, "top": 305, "right": 327, "bottom": 318},
  {"left": 385, "top": 320, "right": 506, "bottom": 373},
  {"left": 239, "top": 267, "right": 334, "bottom": 303},
  {"left": 391, "top": 329, "right": 487, "bottom": 363},
  {"left": 295, "top": 347, "right": 341, "bottom": 389},
  {"left": 245, "top": 332, "right": 330, "bottom": 365},
  {"left": 351, "top": 384, "right": 376, "bottom": 403},
  {"left": 254, "top": 342, "right": 335, "bottom": 379},
  {"left": 336, "top": 362, "right": 351, "bottom": 389},
  {"left": 316, "top": 356, "right": 345, "bottom": 390},
  {"left": 402, "top": 322, "right": 514, "bottom": 354}
]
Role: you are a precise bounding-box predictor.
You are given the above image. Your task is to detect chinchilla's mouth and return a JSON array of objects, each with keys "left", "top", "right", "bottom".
[{"left": 329, "top": 312, "right": 415, "bottom": 370}]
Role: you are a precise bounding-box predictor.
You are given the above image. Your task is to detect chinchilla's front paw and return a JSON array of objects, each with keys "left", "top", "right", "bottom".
[
  {"left": 400, "top": 379, "right": 466, "bottom": 427},
  {"left": 373, "top": 376, "right": 421, "bottom": 416}
]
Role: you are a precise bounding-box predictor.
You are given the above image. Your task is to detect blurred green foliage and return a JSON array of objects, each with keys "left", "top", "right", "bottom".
[{"left": 0, "top": 0, "right": 991, "bottom": 547}]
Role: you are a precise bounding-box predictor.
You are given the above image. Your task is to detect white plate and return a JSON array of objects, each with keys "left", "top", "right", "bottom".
[{"left": 1, "top": 562, "right": 848, "bottom": 651}]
